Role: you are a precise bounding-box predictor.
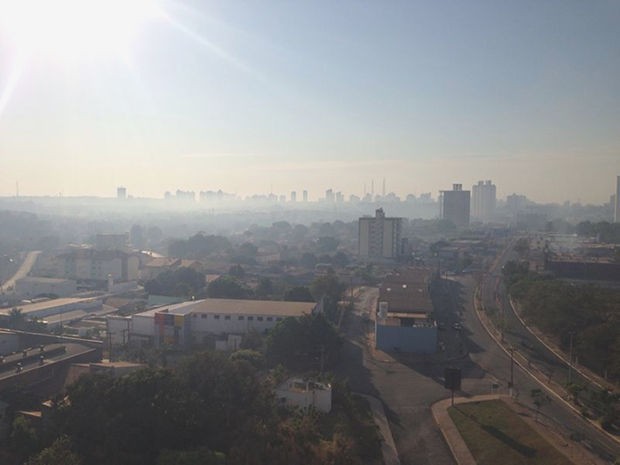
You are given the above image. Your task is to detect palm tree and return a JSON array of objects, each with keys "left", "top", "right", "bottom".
[{"left": 8, "top": 307, "right": 25, "bottom": 330}]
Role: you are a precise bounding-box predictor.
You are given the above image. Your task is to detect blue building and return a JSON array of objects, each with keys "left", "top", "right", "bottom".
[{"left": 374, "top": 268, "right": 437, "bottom": 354}]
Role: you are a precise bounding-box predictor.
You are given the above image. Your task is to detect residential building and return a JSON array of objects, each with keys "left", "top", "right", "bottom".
[
  {"left": 440, "top": 184, "right": 470, "bottom": 227},
  {"left": 55, "top": 248, "right": 140, "bottom": 282},
  {"left": 117, "top": 186, "right": 126, "bottom": 200},
  {"left": 471, "top": 180, "right": 496, "bottom": 222},
  {"left": 358, "top": 208, "right": 403, "bottom": 260}
]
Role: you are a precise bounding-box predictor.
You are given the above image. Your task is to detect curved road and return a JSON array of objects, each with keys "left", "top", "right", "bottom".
[
  {"left": 1, "top": 250, "right": 41, "bottom": 293},
  {"left": 476, "top": 238, "right": 619, "bottom": 462}
]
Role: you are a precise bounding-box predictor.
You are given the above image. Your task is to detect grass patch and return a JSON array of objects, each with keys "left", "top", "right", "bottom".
[{"left": 448, "top": 400, "right": 575, "bottom": 465}]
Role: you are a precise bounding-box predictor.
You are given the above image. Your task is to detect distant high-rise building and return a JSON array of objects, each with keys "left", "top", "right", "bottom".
[
  {"left": 615, "top": 176, "right": 620, "bottom": 223},
  {"left": 303, "top": 190, "right": 308, "bottom": 202},
  {"left": 358, "top": 208, "right": 403, "bottom": 260},
  {"left": 440, "top": 184, "right": 470, "bottom": 227},
  {"left": 325, "top": 189, "right": 335, "bottom": 202},
  {"left": 471, "top": 180, "right": 496, "bottom": 222},
  {"left": 117, "top": 186, "right": 127, "bottom": 200},
  {"left": 290, "top": 191, "right": 297, "bottom": 202}
]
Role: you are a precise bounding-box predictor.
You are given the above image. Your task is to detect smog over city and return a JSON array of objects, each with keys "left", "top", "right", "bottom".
[{"left": 0, "top": 2, "right": 619, "bottom": 465}]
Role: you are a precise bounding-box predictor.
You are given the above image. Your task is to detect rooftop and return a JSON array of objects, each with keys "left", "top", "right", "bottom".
[
  {"left": 0, "top": 297, "right": 101, "bottom": 317},
  {"left": 16, "top": 277, "right": 75, "bottom": 284},
  {"left": 379, "top": 268, "right": 434, "bottom": 314},
  {"left": 135, "top": 298, "right": 316, "bottom": 318}
]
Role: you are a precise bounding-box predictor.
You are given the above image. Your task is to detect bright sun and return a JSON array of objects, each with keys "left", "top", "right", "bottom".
[{"left": 0, "top": 0, "right": 162, "bottom": 60}]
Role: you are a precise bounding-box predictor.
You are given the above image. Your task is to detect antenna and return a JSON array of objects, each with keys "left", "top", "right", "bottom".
[
  {"left": 382, "top": 178, "right": 386, "bottom": 197},
  {"left": 371, "top": 179, "right": 374, "bottom": 195}
]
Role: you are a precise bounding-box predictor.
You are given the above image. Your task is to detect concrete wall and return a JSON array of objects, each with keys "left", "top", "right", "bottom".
[
  {"left": 190, "top": 312, "right": 286, "bottom": 336},
  {"left": 375, "top": 323, "right": 437, "bottom": 354},
  {"left": 15, "top": 278, "right": 77, "bottom": 298}
]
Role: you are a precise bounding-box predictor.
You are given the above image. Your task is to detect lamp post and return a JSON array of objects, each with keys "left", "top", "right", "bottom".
[
  {"left": 568, "top": 332, "right": 574, "bottom": 384},
  {"left": 508, "top": 346, "right": 515, "bottom": 396}
]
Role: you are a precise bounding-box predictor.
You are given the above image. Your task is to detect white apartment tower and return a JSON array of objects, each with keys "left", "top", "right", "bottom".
[
  {"left": 472, "top": 180, "right": 496, "bottom": 222},
  {"left": 358, "top": 208, "right": 403, "bottom": 260}
]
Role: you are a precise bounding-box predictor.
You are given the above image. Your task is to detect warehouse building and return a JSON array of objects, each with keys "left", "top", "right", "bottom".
[{"left": 107, "top": 298, "right": 317, "bottom": 348}]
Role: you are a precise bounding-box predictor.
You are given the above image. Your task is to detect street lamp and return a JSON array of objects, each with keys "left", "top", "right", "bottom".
[
  {"left": 568, "top": 332, "right": 575, "bottom": 384},
  {"left": 508, "top": 346, "right": 515, "bottom": 396}
]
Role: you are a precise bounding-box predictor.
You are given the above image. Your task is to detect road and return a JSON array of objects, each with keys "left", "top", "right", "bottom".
[
  {"left": 337, "top": 246, "right": 619, "bottom": 464},
  {"left": 475, "top": 238, "right": 620, "bottom": 462},
  {"left": 0, "top": 250, "right": 41, "bottom": 294}
]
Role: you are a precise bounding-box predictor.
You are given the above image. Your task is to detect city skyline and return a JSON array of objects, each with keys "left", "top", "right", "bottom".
[{"left": 1, "top": 1, "right": 619, "bottom": 203}]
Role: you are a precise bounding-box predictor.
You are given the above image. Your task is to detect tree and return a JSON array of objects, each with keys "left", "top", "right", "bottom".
[
  {"left": 265, "top": 313, "right": 342, "bottom": 371},
  {"left": 10, "top": 416, "right": 39, "bottom": 463},
  {"left": 317, "top": 236, "right": 339, "bottom": 253},
  {"left": 228, "top": 264, "right": 245, "bottom": 278},
  {"left": 311, "top": 272, "right": 346, "bottom": 322},
  {"left": 26, "top": 436, "right": 82, "bottom": 465},
  {"left": 157, "top": 447, "right": 225, "bottom": 465},
  {"left": 144, "top": 267, "right": 206, "bottom": 298},
  {"left": 8, "top": 307, "right": 25, "bottom": 330},
  {"left": 255, "top": 277, "right": 274, "bottom": 298},
  {"left": 284, "top": 286, "right": 315, "bottom": 303},
  {"left": 208, "top": 276, "right": 252, "bottom": 299}
]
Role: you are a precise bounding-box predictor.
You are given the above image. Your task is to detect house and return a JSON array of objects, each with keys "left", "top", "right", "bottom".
[{"left": 275, "top": 378, "right": 332, "bottom": 413}]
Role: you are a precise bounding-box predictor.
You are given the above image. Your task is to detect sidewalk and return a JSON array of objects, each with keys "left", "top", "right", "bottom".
[
  {"left": 356, "top": 393, "right": 401, "bottom": 465},
  {"left": 431, "top": 394, "right": 500, "bottom": 465}
]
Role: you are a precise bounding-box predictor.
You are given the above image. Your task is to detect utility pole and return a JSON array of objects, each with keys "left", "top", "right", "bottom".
[
  {"left": 568, "top": 332, "right": 574, "bottom": 384},
  {"left": 509, "top": 346, "right": 515, "bottom": 396}
]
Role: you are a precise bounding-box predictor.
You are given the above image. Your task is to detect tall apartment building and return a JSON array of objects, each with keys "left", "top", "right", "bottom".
[
  {"left": 358, "top": 208, "right": 403, "bottom": 260},
  {"left": 290, "top": 191, "right": 297, "bottom": 202},
  {"left": 615, "top": 176, "right": 620, "bottom": 223},
  {"left": 303, "top": 190, "right": 308, "bottom": 202},
  {"left": 117, "top": 186, "right": 126, "bottom": 200},
  {"left": 439, "top": 184, "right": 470, "bottom": 227},
  {"left": 471, "top": 180, "right": 496, "bottom": 222}
]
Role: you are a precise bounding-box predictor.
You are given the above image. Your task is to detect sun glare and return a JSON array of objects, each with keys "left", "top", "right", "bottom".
[{"left": 0, "top": 0, "right": 162, "bottom": 60}]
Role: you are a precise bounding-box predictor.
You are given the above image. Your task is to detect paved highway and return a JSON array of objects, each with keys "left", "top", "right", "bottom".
[
  {"left": 338, "top": 241, "right": 619, "bottom": 464},
  {"left": 1, "top": 250, "right": 41, "bottom": 293},
  {"left": 474, "top": 238, "right": 619, "bottom": 462}
]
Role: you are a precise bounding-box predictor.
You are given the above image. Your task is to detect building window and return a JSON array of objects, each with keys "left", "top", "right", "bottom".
[
  {"left": 276, "top": 317, "right": 282, "bottom": 321},
  {"left": 267, "top": 317, "right": 273, "bottom": 321},
  {"left": 201, "top": 314, "right": 207, "bottom": 319},
  {"left": 214, "top": 315, "right": 220, "bottom": 320},
  {"left": 248, "top": 316, "right": 254, "bottom": 321},
  {"left": 224, "top": 315, "right": 231, "bottom": 320},
  {"left": 238, "top": 316, "right": 244, "bottom": 320},
  {"left": 257, "top": 317, "right": 263, "bottom": 321}
]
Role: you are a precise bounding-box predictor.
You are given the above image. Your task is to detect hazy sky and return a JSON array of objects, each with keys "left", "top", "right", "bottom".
[{"left": 0, "top": 0, "right": 619, "bottom": 203}]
